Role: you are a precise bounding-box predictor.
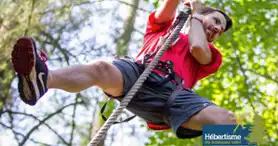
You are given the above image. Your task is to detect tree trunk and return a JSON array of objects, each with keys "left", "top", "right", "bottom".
[
  {"left": 116, "top": 0, "right": 140, "bottom": 56},
  {"left": 90, "top": 0, "right": 139, "bottom": 145}
]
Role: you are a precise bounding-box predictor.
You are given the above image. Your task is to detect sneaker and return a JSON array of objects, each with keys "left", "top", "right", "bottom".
[{"left": 11, "top": 37, "right": 48, "bottom": 105}]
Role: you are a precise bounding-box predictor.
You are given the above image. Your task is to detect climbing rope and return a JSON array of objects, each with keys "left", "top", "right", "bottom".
[{"left": 88, "top": 9, "right": 190, "bottom": 146}]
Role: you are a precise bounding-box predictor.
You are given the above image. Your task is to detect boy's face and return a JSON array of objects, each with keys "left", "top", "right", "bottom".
[{"left": 202, "top": 11, "right": 227, "bottom": 42}]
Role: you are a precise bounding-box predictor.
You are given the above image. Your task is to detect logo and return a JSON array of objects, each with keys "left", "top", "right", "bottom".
[
  {"left": 202, "top": 113, "right": 269, "bottom": 146},
  {"left": 38, "top": 72, "right": 46, "bottom": 93},
  {"left": 203, "top": 125, "right": 253, "bottom": 146}
]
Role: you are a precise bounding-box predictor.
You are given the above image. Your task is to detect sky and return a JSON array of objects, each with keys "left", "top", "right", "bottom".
[
  {"left": 1, "top": 0, "right": 277, "bottom": 146},
  {"left": 1, "top": 1, "right": 155, "bottom": 146}
]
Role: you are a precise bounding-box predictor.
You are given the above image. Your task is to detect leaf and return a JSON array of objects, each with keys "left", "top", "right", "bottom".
[{"left": 245, "top": 113, "right": 269, "bottom": 145}]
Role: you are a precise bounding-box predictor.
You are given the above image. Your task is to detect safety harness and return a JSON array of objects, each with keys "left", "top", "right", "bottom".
[{"left": 101, "top": 9, "right": 190, "bottom": 130}]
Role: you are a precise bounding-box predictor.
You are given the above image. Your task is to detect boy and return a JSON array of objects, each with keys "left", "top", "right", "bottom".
[{"left": 11, "top": 0, "right": 236, "bottom": 138}]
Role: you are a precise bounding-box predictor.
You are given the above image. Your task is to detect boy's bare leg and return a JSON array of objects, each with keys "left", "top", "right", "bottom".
[
  {"left": 11, "top": 37, "right": 123, "bottom": 105},
  {"left": 181, "top": 106, "right": 237, "bottom": 131},
  {"left": 47, "top": 60, "right": 124, "bottom": 96}
]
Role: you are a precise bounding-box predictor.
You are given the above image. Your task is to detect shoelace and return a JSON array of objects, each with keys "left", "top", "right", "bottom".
[
  {"left": 40, "top": 51, "right": 48, "bottom": 62},
  {"left": 39, "top": 51, "right": 49, "bottom": 71}
]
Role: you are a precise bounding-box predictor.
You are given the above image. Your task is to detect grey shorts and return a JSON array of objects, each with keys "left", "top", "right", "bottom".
[{"left": 109, "top": 58, "right": 215, "bottom": 139}]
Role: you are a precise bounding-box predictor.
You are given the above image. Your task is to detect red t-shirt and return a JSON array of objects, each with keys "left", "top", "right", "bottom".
[{"left": 136, "top": 12, "right": 222, "bottom": 89}]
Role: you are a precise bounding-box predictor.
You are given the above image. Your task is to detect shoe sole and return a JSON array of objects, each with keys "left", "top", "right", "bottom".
[{"left": 12, "top": 37, "right": 40, "bottom": 104}]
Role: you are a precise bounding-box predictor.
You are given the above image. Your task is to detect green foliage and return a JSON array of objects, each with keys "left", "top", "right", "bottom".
[
  {"left": 0, "top": 0, "right": 101, "bottom": 145},
  {"left": 245, "top": 113, "right": 269, "bottom": 145},
  {"left": 147, "top": 0, "right": 278, "bottom": 145},
  {"left": 147, "top": 130, "right": 202, "bottom": 146},
  {"left": 0, "top": 0, "right": 35, "bottom": 109},
  {"left": 0, "top": 0, "right": 277, "bottom": 145},
  {"left": 144, "top": 0, "right": 160, "bottom": 8},
  {"left": 99, "top": 99, "right": 116, "bottom": 124}
]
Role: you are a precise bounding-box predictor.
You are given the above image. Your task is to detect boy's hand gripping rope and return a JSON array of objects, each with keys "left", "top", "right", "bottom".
[{"left": 88, "top": 10, "right": 190, "bottom": 146}]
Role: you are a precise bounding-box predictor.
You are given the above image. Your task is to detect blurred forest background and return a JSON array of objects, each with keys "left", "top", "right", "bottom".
[{"left": 0, "top": 0, "right": 277, "bottom": 146}]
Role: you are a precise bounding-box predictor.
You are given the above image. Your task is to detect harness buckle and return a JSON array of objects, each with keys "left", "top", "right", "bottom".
[{"left": 164, "top": 60, "right": 173, "bottom": 75}]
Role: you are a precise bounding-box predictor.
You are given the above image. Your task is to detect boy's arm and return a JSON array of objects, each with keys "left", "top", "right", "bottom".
[
  {"left": 188, "top": 0, "right": 211, "bottom": 65},
  {"left": 189, "top": 18, "right": 211, "bottom": 65},
  {"left": 154, "top": 0, "right": 180, "bottom": 24},
  {"left": 155, "top": 0, "right": 211, "bottom": 65}
]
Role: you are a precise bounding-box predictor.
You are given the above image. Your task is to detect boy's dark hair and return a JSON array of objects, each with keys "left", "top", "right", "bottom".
[{"left": 196, "top": 6, "right": 232, "bottom": 32}]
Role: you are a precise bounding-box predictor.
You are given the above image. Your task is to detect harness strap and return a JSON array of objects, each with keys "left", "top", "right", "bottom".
[
  {"left": 100, "top": 99, "right": 136, "bottom": 124},
  {"left": 143, "top": 59, "right": 184, "bottom": 86},
  {"left": 100, "top": 60, "right": 183, "bottom": 125},
  {"left": 163, "top": 84, "right": 184, "bottom": 126},
  {"left": 99, "top": 10, "right": 189, "bottom": 128},
  {"left": 142, "top": 59, "right": 185, "bottom": 127}
]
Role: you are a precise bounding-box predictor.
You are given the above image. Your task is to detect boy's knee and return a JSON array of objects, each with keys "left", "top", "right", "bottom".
[
  {"left": 181, "top": 106, "right": 237, "bottom": 131},
  {"left": 213, "top": 109, "right": 237, "bottom": 125},
  {"left": 91, "top": 60, "right": 111, "bottom": 72},
  {"left": 86, "top": 60, "right": 124, "bottom": 94},
  {"left": 87, "top": 60, "right": 112, "bottom": 81}
]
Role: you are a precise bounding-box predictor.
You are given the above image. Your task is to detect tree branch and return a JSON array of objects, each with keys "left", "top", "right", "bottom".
[
  {"left": 0, "top": 122, "right": 54, "bottom": 146},
  {"left": 18, "top": 102, "right": 82, "bottom": 146},
  {"left": 40, "top": 0, "right": 151, "bottom": 16},
  {"left": 69, "top": 95, "right": 79, "bottom": 146},
  {"left": 227, "top": 30, "right": 256, "bottom": 112},
  {"left": 39, "top": 28, "right": 71, "bottom": 65},
  {"left": 88, "top": 97, "right": 100, "bottom": 142},
  {"left": 2, "top": 110, "right": 69, "bottom": 145},
  {"left": 8, "top": 108, "right": 20, "bottom": 145},
  {"left": 227, "top": 29, "right": 273, "bottom": 144},
  {"left": 246, "top": 69, "right": 278, "bottom": 85},
  {"left": 0, "top": 121, "right": 24, "bottom": 145},
  {"left": 29, "top": 139, "right": 53, "bottom": 146},
  {"left": 24, "top": 0, "right": 36, "bottom": 36}
]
